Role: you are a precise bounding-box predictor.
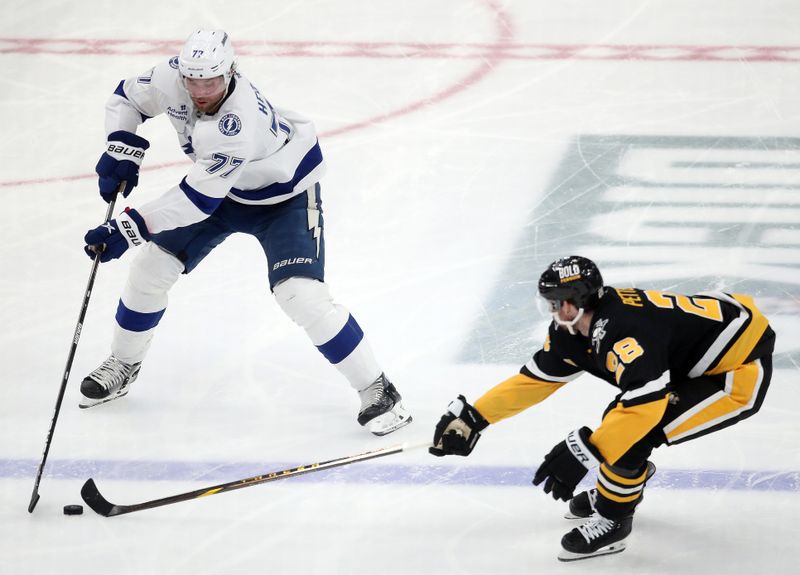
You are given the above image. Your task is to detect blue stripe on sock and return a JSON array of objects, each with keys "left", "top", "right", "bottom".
[
  {"left": 115, "top": 300, "right": 165, "bottom": 332},
  {"left": 317, "top": 314, "right": 364, "bottom": 364}
]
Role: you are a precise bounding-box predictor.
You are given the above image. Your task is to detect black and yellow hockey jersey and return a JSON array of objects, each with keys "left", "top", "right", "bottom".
[{"left": 473, "top": 288, "right": 775, "bottom": 465}]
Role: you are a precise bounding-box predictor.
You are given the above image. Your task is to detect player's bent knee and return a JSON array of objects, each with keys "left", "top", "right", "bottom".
[
  {"left": 128, "top": 243, "right": 184, "bottom": 294},
  {"left": 273, "top": 276, "right": 335, "bottom": 327}
]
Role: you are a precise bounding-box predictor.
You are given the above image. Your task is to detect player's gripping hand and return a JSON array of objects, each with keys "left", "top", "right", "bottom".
[
  {"left": 84, "top": 208, "right": 150, "bottom": 263},
  {"left": 429, "top": 395, "right": 489, "bottom": 457},
  {"left": 532, "top": 426, "right": 602, "bottom": 501},
  {"left": 96, "top": 131, "right": 150, "bottom": 202}
]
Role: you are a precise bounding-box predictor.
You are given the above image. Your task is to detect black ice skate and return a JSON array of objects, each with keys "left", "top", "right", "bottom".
[
  {"left": 565, "top": 487, "right": 598, "bottom": 520},
  {"left": 565, "top": 460, "right": 656, "bottom": 519},
  {"left": 558, "top": 514, "right": 633, "bottom": 561},
  {"left": 357, "top": 373, "right": 412, "bottom": 436},
  {"left": 79, "top": 355, "right": 141, "bottom": 409}
]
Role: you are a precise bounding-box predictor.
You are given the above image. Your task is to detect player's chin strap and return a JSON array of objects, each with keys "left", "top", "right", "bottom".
[{"left": 552, "top": 308, "right": 584, "bottom": 335}]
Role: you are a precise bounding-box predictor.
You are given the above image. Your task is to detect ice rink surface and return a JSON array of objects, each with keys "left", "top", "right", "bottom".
[{"left": 1, "top": 1, "right": 799, "bottom": 573}]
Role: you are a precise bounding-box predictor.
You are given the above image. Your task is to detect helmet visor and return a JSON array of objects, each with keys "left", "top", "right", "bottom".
[{"left": 536, "top": 294, "right": 561, "bottom": 317}]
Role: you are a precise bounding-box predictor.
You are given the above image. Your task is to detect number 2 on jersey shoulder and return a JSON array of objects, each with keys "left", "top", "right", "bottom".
[{"left": 644, "top": 290, "right": 723, "bottom": 321}]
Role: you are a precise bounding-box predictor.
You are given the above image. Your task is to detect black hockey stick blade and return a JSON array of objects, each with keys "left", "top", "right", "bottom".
[
  {"left": 27, "top": 492, "right": 40, "bottom": 514},
  {"left": 81, "top": 440, "right": 430, "bottom": 517},
  {"left": 81, "top": 479, "right": 118, "bottom": 516}
]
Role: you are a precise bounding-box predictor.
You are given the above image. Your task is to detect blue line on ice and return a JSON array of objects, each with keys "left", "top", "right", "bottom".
[{"left": 4, "top": 459, "right": 799, "bottom": 491}]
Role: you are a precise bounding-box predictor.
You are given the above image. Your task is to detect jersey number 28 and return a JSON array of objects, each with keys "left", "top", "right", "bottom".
[{"left": 606, "top": 337, "right": 644, "bottom": 383}]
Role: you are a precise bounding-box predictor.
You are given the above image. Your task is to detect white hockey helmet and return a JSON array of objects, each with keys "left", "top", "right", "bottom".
[{"left": 178, "top": 29, "right": 236, "bottom": 87}]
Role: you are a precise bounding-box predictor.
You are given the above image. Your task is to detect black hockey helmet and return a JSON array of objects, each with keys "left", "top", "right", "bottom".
[{"left": 538, "top": 255, "right": 604, "bottom": 310}]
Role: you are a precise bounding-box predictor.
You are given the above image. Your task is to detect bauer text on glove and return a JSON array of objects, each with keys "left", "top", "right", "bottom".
[
  {"left": 96, "top": 130, "right": 150, "bottom": 202},
  {"left": 532, "top": 427, "right": 601, "bottom": 501},
  {"left": 84, "top": 208, "right": 151, "bottom": 263}
]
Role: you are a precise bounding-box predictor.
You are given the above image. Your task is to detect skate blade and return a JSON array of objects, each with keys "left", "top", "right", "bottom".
[
  {"left": 564, "top": 510, "right": 595, "bottom": 520},
  {"left": 79, "top": 389, "right": 129, "bottom": 409},
  {"left": 366, "top": 402, "right": 412, "bottom": 436},
  {"left": 557, "top": 541, "right": 626, "bottom": 562}
]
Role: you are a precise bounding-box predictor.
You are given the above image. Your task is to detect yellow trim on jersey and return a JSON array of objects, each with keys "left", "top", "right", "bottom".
[
  {"left": 590, "top": 395, "right": 670, "bottom": 465},
  {"left": 474, "top": 373, "right": 565, "bottom": 425},
  {"left": 599, "top": 463, "right": 649, "bottom": 486},
  {"left": 665, "top": 360, "right": 762, "bottom": 442},
  {"left": 706, "top": 294, "right": 769, "bottom": 375},
  {"left": 596, "top": 482, "right": 642, "bottom": 503}
]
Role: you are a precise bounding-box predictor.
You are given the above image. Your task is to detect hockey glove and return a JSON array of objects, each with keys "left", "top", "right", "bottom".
[
  {"left": 96, "top": 131, "right": 150, "bottom": 202},
  {"left": 429, "top": 395, "right": 490, "bottom": 457},
  {"left": 532, "top": 427, "right": 602, "bottom": 501},
  {"left": 84, "top": 208, "right": 151, "bottom": 263}
]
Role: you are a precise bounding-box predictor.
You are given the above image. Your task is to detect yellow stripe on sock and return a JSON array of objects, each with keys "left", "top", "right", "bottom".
[{"left": 599, "top": 462, "right": 649, "bottom": 486}]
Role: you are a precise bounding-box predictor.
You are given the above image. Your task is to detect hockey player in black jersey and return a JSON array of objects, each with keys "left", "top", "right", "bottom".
[{"left": 429, "top": 255, "right": 775, "bottom": 561}]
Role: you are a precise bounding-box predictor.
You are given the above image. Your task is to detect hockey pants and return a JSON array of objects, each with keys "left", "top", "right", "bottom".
[{"left": 593, "top": 355, "right": 773, "bottom": 519}]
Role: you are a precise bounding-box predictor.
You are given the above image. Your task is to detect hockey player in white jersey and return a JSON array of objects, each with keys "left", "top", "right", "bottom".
[{"left": 80, "top": 29, "right": 411, "bottom": 436}]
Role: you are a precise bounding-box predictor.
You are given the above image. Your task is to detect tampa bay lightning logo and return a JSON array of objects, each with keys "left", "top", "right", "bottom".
[
  {"left": 169, "top": 56, "right": 179, "bottom": 69},
  {"left": 218, "top": 113, "right": 242, "bottom": 136}
]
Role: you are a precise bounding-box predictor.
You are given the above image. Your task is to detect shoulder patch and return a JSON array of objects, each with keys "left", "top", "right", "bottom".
[
  {"left": 218, "top": 113, "right": 242, "bottom": 136},
  {"left": 169, "top": 56, "right": 179, "bottom": 69},
  {"left": 591, "top": 318, "right": 609, "bottom": 353},
  {"left": 137, "top": 67, "right": 154, "bottom": 85}
]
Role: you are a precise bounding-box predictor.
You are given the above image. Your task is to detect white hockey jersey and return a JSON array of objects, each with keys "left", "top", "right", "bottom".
[{"left": 104, "top": 56, "right": 326, "bottom": 234}]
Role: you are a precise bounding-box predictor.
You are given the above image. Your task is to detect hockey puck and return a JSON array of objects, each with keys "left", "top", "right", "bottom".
[{"left": 63, "top": 504, "right": 83, "bottom": 516}]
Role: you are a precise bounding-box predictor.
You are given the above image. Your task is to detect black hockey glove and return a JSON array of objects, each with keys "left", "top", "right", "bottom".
[
  {"left": 429, "top": 395, "right": 490, "bottom": 457},
  {"left": 96, "top": 130, "right": 150, "bottom": 202},
  {"left": 532, "top": 427, "right": 602, "bottom": 501}
]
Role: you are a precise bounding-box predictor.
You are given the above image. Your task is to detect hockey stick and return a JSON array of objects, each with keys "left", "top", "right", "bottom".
[
  {"left": 28, "top": 184, "right": 123, "bottom": 513},
  {"left": 81, "top": 440, "right": 431, "bottom": 517}
]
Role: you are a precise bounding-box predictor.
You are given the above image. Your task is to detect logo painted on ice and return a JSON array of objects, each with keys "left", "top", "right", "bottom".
[
  {"left": 460, "top": 134, "right": 800, "bottom": 368},
  {"left": 218, "top": 113, "right": 242, "bottom": 136},
  {"left": 169, "top": 56, "right": 179, "bottom": 69}
]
